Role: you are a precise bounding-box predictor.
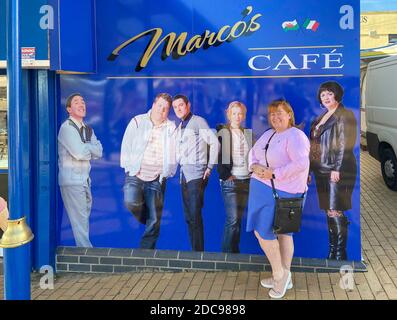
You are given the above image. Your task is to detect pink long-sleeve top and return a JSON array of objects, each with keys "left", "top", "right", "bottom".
[{"left": 249, "top": 127, "right": 310, "bottom": 194}]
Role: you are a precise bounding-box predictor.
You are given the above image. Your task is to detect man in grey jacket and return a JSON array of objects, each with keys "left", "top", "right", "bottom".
[
  {"left": 172, "top": 94, "right": 219, "bottom": 251},
  {"left": 58, "top": 93, "right": 103, "bottom": 248}
]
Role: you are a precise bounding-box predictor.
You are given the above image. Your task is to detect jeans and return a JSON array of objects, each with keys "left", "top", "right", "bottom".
[
  {"left": 220, "top": 178, "right": 250, "bottom": 253},
  {"left": 181, "top": 175, "right": 208, "bottom": 251},
  {"left": 123, "top": 175, "right": 166, "bottom": 249}
]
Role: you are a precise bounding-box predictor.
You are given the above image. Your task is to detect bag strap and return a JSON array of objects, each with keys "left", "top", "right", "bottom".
[
  {"left": 264, "top": 130, "right": 306, "bottom": 200},
  {"left": 264, "top": 130, "right": 279, "bottom": 199}
]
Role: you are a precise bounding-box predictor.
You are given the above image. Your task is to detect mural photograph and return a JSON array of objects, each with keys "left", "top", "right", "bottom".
[{"left": 56, "top": 0, "right": 360, "bottom": 263}]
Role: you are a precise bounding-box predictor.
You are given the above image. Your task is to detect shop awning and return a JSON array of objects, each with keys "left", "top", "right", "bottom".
[{"left": 360, "top": 43, "right": 397, "bottom": 60}]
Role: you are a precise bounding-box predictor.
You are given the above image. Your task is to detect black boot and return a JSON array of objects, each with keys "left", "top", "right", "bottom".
[
  {"left": 328, "top": 215, "right": 349, "bottom": 261},
  {"left": 326, "top": 216, "right": 336, "bottom": 260}
]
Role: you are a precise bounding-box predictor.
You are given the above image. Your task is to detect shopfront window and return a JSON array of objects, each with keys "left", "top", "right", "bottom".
[
  {"left": 0, "top": 76, "right": 7, "bottom": 169},
  {"left": 389, "top": 34, "right": 397, "bottom": 44}
]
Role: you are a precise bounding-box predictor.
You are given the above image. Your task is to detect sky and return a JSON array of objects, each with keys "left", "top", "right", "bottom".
[{"left": 361, "top": 0, "right": 397, "bottom": 12}]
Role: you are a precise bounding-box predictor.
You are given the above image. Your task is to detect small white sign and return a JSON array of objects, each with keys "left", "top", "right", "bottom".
[{"left": 21, "top": 47, "right": 36, "bottom": 66}]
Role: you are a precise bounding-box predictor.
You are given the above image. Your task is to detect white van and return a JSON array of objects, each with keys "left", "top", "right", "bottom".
[{"left": 365, "top": 55, "right": 397, "bottom": 190}]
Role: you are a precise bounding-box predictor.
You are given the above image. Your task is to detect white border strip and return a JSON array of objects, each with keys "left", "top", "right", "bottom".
[
  {"left": 0, "top": 60, "right": 50, "bottom": 69},
  {"left": 248, "top": 45, "right": 344, "bottom": 50},
  {"left": 107, "top": 74, "right": 344, "bottom": 80}
]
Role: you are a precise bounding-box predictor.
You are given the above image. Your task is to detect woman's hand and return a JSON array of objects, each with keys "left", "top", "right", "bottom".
[
  {"left": 251, "top": 164, "right": 266, "bottom": 176},
  {"left": 259, "top": 168, "right": 274, "bottom": 180},
  {"left": 227, "top": 175, "right": 236, "bottom": 181},
  {"left": 203, "top": 168, "right": 212, "bottom": 180},
  {"left": 330, "top": 171, "right": 340, "bottom": 183},
  {"left": 251, "top": 164, "right": 273, "bottom": 180}
]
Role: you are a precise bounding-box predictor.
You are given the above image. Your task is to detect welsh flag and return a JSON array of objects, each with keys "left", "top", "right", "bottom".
[
  {"left": 303, "top": 18, "right": 320, "bottom": 31},
  {"left": 281, "top": 19, "right": 299, "bottom": 31}
]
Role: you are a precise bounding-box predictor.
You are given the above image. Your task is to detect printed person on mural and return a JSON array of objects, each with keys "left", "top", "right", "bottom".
[
  {"left": 58, "top": 94, "right": 103, "bottom": 248},
  {"left": 120, "top": 93, "right": 177, "bottom": 249},
  {"left": 216, "top": 101, "right": 252, "bottom": 253},
  {"left": 172, "top": 94, "right": 220, "bottom": 252},
  {"left": 309, "top": 81, "right": 358, "bottom": 261}
]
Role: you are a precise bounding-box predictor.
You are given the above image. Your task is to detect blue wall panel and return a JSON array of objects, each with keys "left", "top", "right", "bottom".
[
  {"left": 0, "top": 0, "right": 49, "bottom": 61},
  {"left": 30, "top": 70, "right": 57, "bottom": 269},
  {"left": 49, "top": 0, "right": 96, "bottom": 72},
  {"left": 0, "top": 0, "right": 5, "bottom": 60}
]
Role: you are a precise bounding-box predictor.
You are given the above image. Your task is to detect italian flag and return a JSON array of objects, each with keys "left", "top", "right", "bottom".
[
  {"left": 303, "top": 18, "right": 320, "bottom": 31},
  {"left": 282, "top": 19, "right": 299, "bottom": 31}
]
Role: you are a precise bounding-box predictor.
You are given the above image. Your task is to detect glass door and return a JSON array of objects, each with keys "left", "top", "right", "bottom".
[
  {"left": 0, "top": 75, "right": 7, "bottom": 256},
  {"left": 0, "top": 75, "right": 7, "bottom": 169}
]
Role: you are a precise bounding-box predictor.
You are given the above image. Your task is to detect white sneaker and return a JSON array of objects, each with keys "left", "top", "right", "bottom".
[
  {"left": 268, "top": 271, "right": 292, "bottom": 299},
  {"left": 260, "top": 276, "right": 293, "bottom": 290}
]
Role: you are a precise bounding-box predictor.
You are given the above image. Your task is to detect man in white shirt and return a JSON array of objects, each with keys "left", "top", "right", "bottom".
[
  {"left": 120, "top": 93, "right": 177, "bottom": 249},
  {"left": 58, "top": 93, "right": 103, "bottom": 247}
]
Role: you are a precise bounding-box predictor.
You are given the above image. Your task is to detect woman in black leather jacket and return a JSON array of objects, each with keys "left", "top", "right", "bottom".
[{"left": 309, "top": 81, "right": 357, "bottom": 261}]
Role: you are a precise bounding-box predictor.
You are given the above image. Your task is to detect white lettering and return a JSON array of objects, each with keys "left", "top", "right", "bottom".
[
  {"left": 39, "top": 265, "right": 54, "bottom": 290},
  {"left": 301, "top": 53, "right": 320, "bottom": 70},
  {"left": 273, "top": 54, "right": 298, "bottom": 70},
  {"left": 340, "top": 5, "right": 354, "bottom": 30},
  {"left": 248, "top": 49, "right": 345, "bottom": 72},
  {"left": 151, "top": 304, "right": 185, "bottom": 317},
  {"left": 339, "top": 265, "right": 355, "bottom": 291},
  {"left": 248, "top": 55, "right": 271, "bottom": 71},
  {"left": 39, "top": 5, "right": 54, "bottom": 30},
  {"left": 323, "top": 49, "right": 344, "bottom": 69}
]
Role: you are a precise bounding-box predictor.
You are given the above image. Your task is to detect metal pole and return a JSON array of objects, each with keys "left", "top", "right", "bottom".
[{"left": 0, "top": 0, "right": 34, "bottom": 300}]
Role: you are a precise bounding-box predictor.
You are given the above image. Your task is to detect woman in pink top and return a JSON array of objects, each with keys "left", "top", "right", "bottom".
[{"left": 246, "top": 99, "right": 310, "bottom": 299}]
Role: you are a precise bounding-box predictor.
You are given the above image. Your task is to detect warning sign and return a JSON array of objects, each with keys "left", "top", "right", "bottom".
[{"left": 21, "top": 47, "right": 36, "bottom": 66}]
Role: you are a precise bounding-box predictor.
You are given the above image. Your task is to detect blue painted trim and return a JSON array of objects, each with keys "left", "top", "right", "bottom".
[
  {"left": 4, "top": 244, "right": 32, "bottom": 300},
  {"left": 48, "top": 0, "right": 60, "bottom": 70},
  {"left": 30, "top": 70, "right": 57, "bottom": 270},
  {"left": 21, "top": 70, "right": 31, "bottom": 225},
  {"left": 0, "top": 0, "right": 7, "bottom": 61},
  {"left": 54, "top": 74, "right": 62, "bottom": 248},
  {"left": 6, "top": 0, "right": 24, "bottom": 220},
  {"left": 4, "top": 0, "right": 31, "bottom": 300}
]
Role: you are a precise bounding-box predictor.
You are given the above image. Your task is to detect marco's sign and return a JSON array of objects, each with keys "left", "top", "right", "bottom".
[{"left": 107, "top": 6, "right": 262, "bottom": 72}]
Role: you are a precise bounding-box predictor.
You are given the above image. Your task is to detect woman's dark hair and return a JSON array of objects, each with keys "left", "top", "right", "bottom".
[{"left": 317, "top": 81, "right": 344, "bottom": 103}]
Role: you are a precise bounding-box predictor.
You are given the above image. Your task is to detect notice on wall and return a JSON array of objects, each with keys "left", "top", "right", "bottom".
[{"left": 21, "top": 47, "right": 36, "bottom": 66}]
